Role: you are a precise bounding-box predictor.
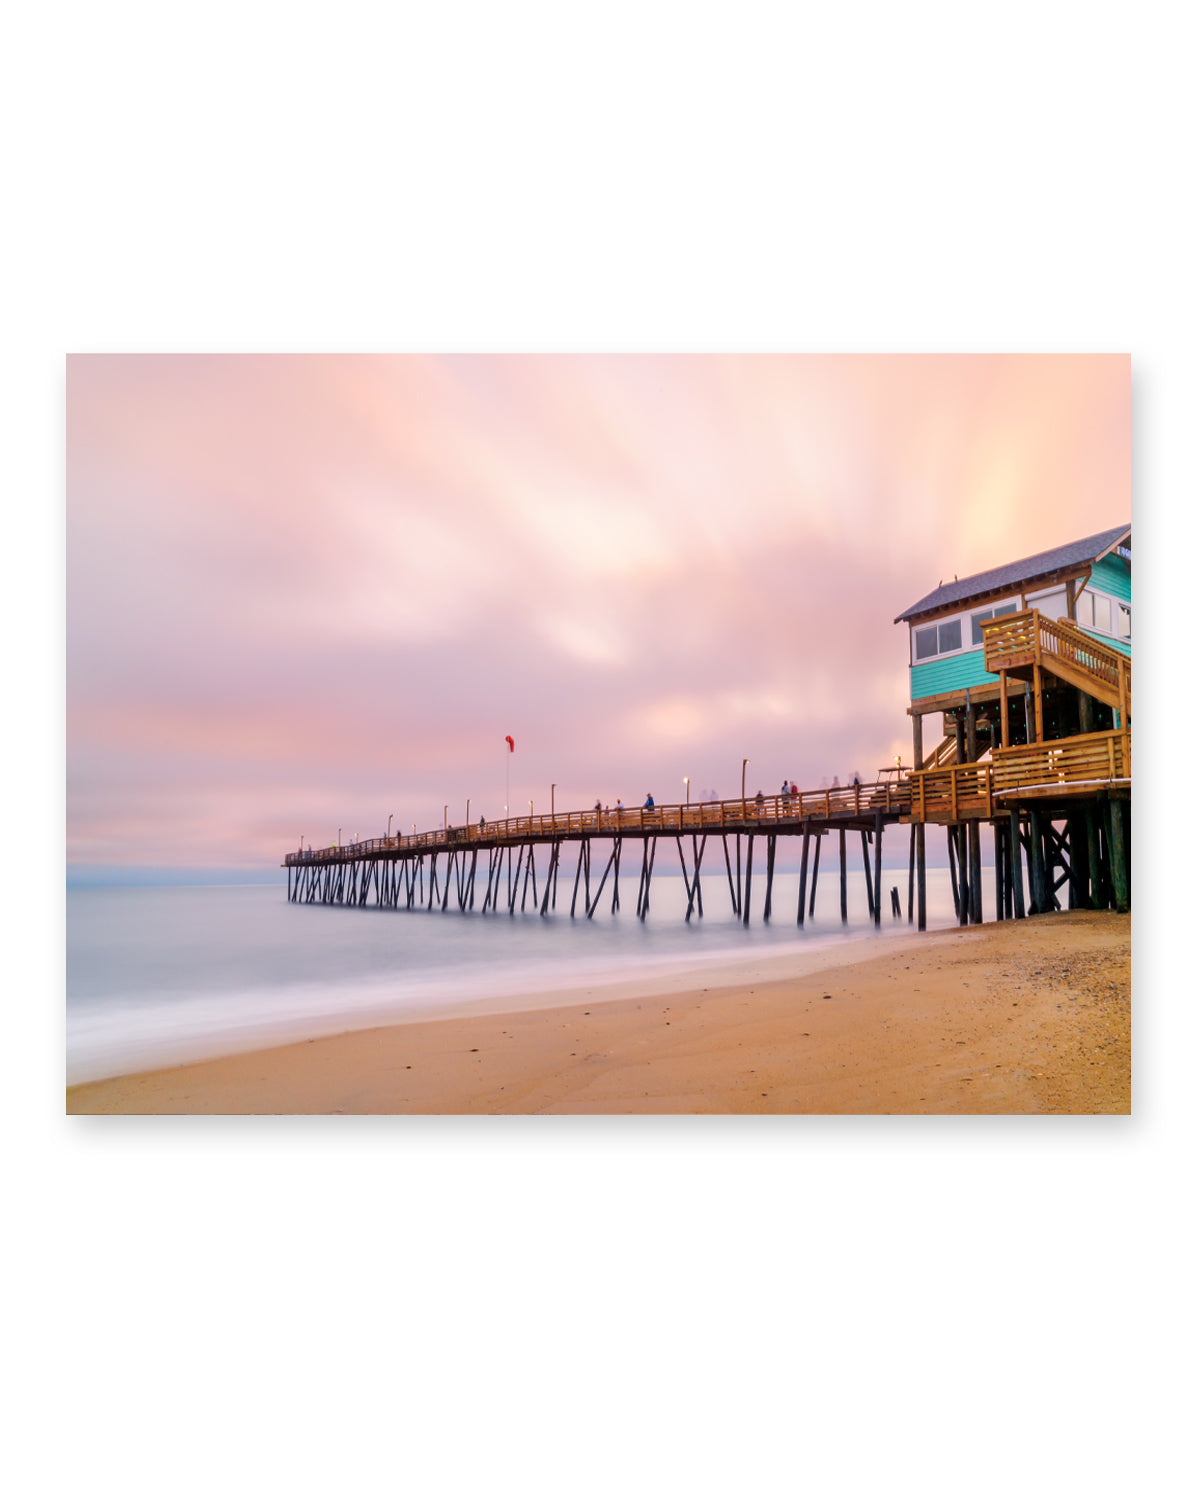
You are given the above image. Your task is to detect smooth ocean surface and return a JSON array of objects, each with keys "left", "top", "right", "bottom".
[{"left": 66, "top": 861, "right": 963, "bottom": 1084}]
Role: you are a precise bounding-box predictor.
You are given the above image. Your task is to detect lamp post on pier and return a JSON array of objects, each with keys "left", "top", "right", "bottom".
[
  {"left": 551, "top": 784, "right": 556, "bottom": 819},
  {"left": 684, "top": 776, "right": 690, "bottom": 806},
  {"left": 742, "top": 760, "right": 749, "bottom": 819},
  {"left": 388, "top": 813, "right": 393, "bottom": 838}
]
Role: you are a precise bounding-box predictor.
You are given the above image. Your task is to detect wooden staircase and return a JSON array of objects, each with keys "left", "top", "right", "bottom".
[{"left": 981, "top": 608, "right": 1131, "bottom": 725}]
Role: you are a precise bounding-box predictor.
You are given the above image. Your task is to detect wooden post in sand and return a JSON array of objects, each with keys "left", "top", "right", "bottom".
[
  {"left": 1028, "top": 807, "right": 1047, "bottom": 913},
  {"left": 1009, "top": 813, "right": 1025, "bottom": 919},
  {"left": 1108, "top": 796, "right": 1129, "bottom": 912},
  {"left": 1085, "top": 806, "right": 1101, "bottom": 911}
]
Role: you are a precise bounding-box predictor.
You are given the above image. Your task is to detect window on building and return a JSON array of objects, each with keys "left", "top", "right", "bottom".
[
  {"left": 1118, "top": 603, "right": 1131, "bottom": 639},
  {"left": 1078, "top": 589, "right": 1125, "bottom": 638},
  {"left": 970, "top": 601, "right": 1018, "bottom": 644},
  {"left": 914, "top": 625, "right": 939, "bottom": 660},
  {"left": 938, "top": 619, "right": 961, "bottom": 654}
]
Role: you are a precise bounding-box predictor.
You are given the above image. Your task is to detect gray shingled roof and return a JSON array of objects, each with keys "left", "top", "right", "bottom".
[{"left": 894, "top": 523, "right": 1131, "bottom": 623}]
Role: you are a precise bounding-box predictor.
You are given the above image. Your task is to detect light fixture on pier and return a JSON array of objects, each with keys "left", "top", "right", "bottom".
[
  {"left": 684, "top": 776, "right": 690, "bottom": 805},
  {"left": 551, "top": 784, "right": 556, "bottom": 818}
]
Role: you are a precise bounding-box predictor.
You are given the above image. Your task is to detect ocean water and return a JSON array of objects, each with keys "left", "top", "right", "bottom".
[{"left": 66, "top": 862, "right": 966, "bottom": 1085}]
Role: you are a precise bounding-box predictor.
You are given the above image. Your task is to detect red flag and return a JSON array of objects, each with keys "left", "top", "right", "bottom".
[{"left": 505, "top": 735, "right": 515, "bottom": 752}]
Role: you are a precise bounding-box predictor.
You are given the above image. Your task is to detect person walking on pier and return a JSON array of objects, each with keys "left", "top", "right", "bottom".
[{"left": 644, "top": 793, "right": 655, "bottom": 809}]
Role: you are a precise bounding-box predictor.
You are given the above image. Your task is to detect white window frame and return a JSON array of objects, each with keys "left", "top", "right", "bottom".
[{"left": 911, "top": 596, "right": 1020, "bottom": 665}]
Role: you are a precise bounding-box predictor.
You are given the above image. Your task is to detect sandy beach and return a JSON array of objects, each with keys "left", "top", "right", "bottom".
[{"left": 66, "top": 909, "right": 1130, "bottom": 1115}]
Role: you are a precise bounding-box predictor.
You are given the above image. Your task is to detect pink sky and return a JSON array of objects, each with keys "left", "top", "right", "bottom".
[{"left": 66, "top": 354, "right": 1129, "bottom": 870}]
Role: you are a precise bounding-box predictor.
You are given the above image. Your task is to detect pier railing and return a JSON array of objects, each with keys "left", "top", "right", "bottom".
[
  {"left": 906, "top": 727, "right": 1131, "bottom": 824},
  {"left": 284, "top": 778, "right": 912, "bottom": 865}
]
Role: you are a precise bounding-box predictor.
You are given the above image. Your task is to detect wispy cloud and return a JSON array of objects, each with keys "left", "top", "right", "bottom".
[{"left": 67, "top": 354, "right": 1130, "bottom": 866}]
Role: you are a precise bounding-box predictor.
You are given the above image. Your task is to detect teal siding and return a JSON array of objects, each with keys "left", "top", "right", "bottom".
[
  {"left": 1089, "top": 553, "right": 1131, "bottom": 603},
  {"left": 910, "top": 649, "right": 999, "bottom": 701}
]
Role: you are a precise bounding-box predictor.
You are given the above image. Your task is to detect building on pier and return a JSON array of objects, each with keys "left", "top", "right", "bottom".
[{"left": 897, "top": 523, "right": 1131, "bottom": 927}]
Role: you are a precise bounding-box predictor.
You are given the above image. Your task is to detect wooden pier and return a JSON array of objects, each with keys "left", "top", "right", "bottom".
[
  {"left": 284, "top": 780, "right": 912, "bottom": 926},
  {"left": 286, "top": 529, "right": 1133, "bottom": 931}
]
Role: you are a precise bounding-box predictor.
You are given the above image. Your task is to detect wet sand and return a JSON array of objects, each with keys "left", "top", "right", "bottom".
[{"left": 66, "top": 910, "right": 1131, "bottom": 1115}]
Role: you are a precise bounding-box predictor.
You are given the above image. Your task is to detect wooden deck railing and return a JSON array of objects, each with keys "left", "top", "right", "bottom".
[
  {"left": 906, "top": 727, "right": 1131, "bottom": 823},
  {"left": 284, "top": 779, "right": 913, "bottom": 865},
  {"left": 981, "top": 607, "right": 1131, "bottom": 715}
]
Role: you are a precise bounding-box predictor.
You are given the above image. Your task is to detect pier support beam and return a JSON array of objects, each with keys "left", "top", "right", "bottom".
[
  {"left": 916, "top": 823, "right": 926, "bottom": 931},
  {"left": 797, "top": 826, "right": 811, "bottom": 926},
  {"left": 743, "top": 835, "right": 755, "bottom": 927},
  {"left": 722, "top": 835, "right": 739, "bottom": 917},
  {"left": 809, "top": 833, "right": 822, "bottom": 919},
  {"left": 838, "top": 829, "right": 847, "bottom": 924},
  {"left": 1028, "top": 808, "right": 1047, "bottom": 914},
  {"left": 765, "top": 834, "right": 777, "bottom": 920},
  {"left": 1108, "top": 797, "right": 1130, "bottom": 911},
  {"left": 873, "top": 812, "right": 883, "bottom": 928}
]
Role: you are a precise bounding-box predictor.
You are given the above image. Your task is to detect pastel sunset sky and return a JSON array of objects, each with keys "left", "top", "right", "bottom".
[{"left": 66, "top": 353, "right": 1130, "bottom": 871}]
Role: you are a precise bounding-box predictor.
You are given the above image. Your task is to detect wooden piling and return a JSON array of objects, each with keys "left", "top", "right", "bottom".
[
  {"left": 797, "top": 826, "right": 811, "bottom": 926},
  {"left": 571, "top": 840, "right": 587, "bottom": 917},
  {"left": 1108, "top": 796, "right": 1129, "bottom": 911},
  {"left": 1028, "top": 807, "right": 1047, "bottom": 913},
  {"left": 809, "top": 833, "right": 822, "bottom": 918},
  {"left": 743, "top": 834, "right": 755, "bottom": 927},
  {"left": 839, "top": 829, "right": 847, "bottom": 924},
  {"left": 764, "top": 834, "right": 776, "bottom": 922},
  {"left": 722, "top": 834, "right": 739, "bottom": 917},
  {"left": 587, "top": 845, "right": 617, "bottom": 918},
  {"left": 916, "top": 823, "right": 926, "bottom": 931},
  {"left": 641, "top": 836, "right": 658, "bottom": 921},
  {"left": 860, "top": 830, "right": 874, "bottom": 920},
  {"left": 873, "top": 811, "right": 883, "bottom": 928}
]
